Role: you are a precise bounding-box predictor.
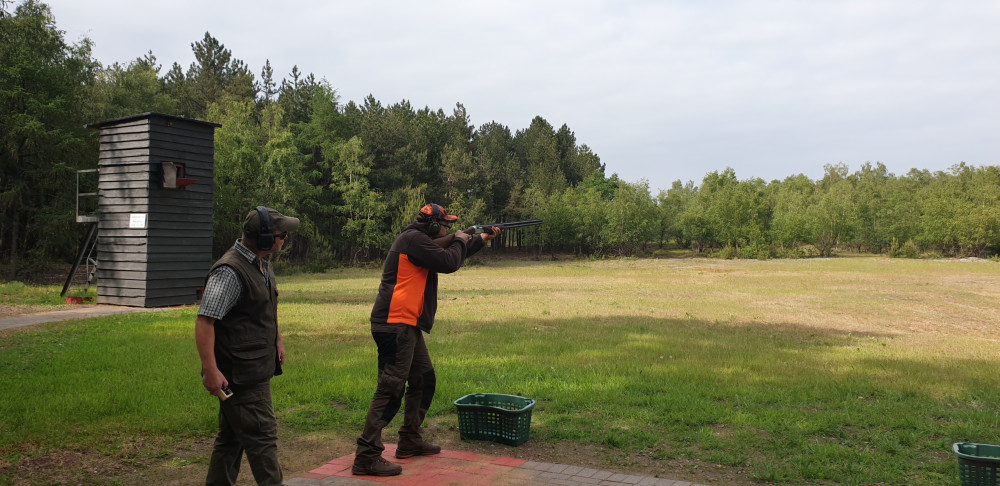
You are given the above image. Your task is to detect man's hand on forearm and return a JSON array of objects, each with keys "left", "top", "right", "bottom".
[{"left": 195, "top": 315, "right": 228, "bottom": 396}]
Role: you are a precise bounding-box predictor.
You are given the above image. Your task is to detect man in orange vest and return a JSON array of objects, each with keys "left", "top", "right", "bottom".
[{"left": 352, "top": 203, "right": 501, "bottom": 477}]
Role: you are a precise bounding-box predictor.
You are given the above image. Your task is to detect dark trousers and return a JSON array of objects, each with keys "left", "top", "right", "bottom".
[
  {"left": 206, "top": 382, "right": 282, "bottom": 486},
  {"left": 355, "top": 324, "right": 436, "bottom": 463}
]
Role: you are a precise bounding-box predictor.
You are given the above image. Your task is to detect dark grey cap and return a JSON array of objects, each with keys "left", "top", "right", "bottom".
[{"left": 243, "top": 207, "right": 300, "bottom": 234}]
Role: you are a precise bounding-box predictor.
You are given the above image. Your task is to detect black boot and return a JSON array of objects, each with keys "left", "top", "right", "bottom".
[
  {"left": 395, "top": 439, "right": 442, "bottom": 459},
  {"left": 352, "top": 456, "right": 402, "bottom": 476}
]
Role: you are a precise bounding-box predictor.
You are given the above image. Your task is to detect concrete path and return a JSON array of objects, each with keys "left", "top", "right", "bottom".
[
  {"left": 0, "top": 304, "right": 174, "bottom": 331},
  {"left": 286, "top": 444, "right": 710, "bottom": 486}
]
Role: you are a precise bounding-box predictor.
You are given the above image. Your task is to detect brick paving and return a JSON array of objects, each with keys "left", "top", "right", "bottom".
[{"left": 284, "top": 444, "right": 709, "bottom": 486}]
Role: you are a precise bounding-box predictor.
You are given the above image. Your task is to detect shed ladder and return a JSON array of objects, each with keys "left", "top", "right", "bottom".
[{"left": 61, "top": 222, "right": 98, "bottom": 297}]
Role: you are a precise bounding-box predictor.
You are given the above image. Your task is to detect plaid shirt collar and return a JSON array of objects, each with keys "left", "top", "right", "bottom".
[{"left": 234, "top": 239, "right": 269, "bottom": 274}]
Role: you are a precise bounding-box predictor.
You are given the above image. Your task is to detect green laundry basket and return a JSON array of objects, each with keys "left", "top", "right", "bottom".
[
  {"left": 455, "top": 393, "right": 534, "bottom": 446},
  {"left": 954, "top": 442, "right": 1000, "bottom": 486}
]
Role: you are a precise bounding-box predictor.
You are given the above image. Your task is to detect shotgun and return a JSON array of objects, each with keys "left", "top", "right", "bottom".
[{"left": 433, "top": 219, "right": 543, "bottom": 248}]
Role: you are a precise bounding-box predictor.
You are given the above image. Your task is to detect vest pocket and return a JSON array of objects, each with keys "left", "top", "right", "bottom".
[{"left": 230, "top": 344, "right": 275, "bottom": 385}]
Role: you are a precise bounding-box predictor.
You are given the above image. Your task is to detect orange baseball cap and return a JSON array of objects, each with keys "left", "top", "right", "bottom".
[{"left": 418, "top": 203, "right": 458, "bottom": 222}]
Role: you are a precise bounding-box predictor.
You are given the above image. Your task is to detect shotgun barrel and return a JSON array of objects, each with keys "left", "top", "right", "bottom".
[
  {"left": 433, "top": 219, "right": 543, "bottom": 248},
  {"left": 468, "top": 219, "right": 543, "bottom": 234}
]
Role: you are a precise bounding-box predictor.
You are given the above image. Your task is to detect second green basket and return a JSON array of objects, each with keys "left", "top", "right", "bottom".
[{"left": 954, "top": 442, "right": 1000, "bottom": 486}]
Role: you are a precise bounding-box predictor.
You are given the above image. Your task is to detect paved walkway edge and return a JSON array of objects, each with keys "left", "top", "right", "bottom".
[
  {"left": 0, "top": 305, "right": 182, "bottom": 331},
  {"left": 285, "top": 444, "right": 710, "bottom": 486}
]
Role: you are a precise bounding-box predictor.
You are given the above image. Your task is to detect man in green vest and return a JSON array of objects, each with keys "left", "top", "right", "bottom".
[{"left": 195, "top": 206, "right": 299, "bottom": 486}]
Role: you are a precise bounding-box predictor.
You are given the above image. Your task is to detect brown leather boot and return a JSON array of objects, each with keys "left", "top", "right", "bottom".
[
  {"left": 351, "top": 456, "right": 402, "bottom": 476},
  {"left": 395, "top": 439, "right": 442, "bottom": 458}
]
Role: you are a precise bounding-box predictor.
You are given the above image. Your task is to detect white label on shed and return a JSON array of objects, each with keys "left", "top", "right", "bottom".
[{"left": 129, "top": 213, "right": 147, "bottom": 229}]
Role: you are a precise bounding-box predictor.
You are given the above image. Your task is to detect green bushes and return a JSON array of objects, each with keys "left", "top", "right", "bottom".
[{"left": 889, "top": 238, "right": 922, "bottom": 259}]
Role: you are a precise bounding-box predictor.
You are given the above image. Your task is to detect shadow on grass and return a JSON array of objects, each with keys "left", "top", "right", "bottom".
[
  {"left": 425, "top": 314, "right": 999, "bottom": 485},
  {"left": 280, "top": 285, "right": 546, "bottom": 306}
]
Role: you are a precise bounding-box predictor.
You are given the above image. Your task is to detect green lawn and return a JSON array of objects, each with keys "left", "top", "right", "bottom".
[{"left": 2, "top": 256, "right": 999, "bottom": 485}]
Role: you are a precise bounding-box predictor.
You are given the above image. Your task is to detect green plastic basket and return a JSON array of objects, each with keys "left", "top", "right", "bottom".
[
  {"left": 954, "top": 442, "right": 1000, "bottom": 486},
  {"left": 454, "top": 393, "right": 535, "bottom": 446}
]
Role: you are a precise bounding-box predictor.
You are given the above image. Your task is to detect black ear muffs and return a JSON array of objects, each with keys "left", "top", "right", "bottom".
[
  {"left": 426, "top": 203, "right": 441, "bottom": 236},
  {"left": 256, "top": 206, "right": 275, "bottom": 251}
]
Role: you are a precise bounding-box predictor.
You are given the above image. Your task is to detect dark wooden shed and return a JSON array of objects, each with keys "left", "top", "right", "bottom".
[{"left": 86, "top": 113, "right": 220, "bottom": 307}]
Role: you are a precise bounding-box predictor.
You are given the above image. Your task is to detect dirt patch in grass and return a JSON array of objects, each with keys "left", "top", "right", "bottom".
[
  {"left": 4, "top": 450, "right": 133, "bottom": 485},
  {"left": 3, "top": 434, "right": 345, "bottom": 486}
]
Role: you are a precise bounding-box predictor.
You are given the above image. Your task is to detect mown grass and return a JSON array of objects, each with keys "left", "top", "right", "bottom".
[
  {"left": 0, "top": 281, "right": 66, "bottom": 307},
  {"left": 2, "top": 256, "right": 999, "bottom": 485}
]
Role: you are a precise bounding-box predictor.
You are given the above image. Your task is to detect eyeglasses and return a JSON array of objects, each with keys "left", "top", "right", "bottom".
[{"left": 275, "top": 232, "right": 288, "bottom": 240}]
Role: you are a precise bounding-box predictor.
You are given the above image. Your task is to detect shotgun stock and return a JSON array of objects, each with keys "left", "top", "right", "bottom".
[{"left": 433, "top": 219, "right": 543, "bottom": 249}]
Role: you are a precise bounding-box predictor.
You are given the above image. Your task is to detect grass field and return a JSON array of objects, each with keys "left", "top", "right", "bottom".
[{"left": 2, "top": 255, "right": 999, "bottom": 485}]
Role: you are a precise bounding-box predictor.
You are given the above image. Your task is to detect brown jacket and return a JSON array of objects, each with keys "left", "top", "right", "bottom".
[{"left": 370, "top": 224, "right": 485, "bottom": 332}]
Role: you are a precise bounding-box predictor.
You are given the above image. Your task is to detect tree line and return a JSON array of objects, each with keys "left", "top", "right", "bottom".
[
  {"left": 535, "top": 162, "right": 1000, "bottom": 259},
  {"left": 2, "top": 1, "right": 997, "bottom": 278}
]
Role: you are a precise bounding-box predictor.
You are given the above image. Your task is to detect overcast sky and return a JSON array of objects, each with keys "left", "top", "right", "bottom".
[{"left": 36, "top": 0, "right": 1000, "bottom": 193}]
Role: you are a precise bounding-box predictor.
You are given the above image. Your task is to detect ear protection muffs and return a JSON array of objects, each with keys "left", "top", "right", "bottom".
[
  {"left": 255, "top": 206, "right": 275, "bottom": 251},
  {"left": 426, "top": 203, "right": 441, "bottom": 236}
]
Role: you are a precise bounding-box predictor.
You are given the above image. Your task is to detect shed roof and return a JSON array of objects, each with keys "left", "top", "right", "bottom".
[{"left": 86, "top": 112, "right": 222, "bottom": 130}]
